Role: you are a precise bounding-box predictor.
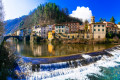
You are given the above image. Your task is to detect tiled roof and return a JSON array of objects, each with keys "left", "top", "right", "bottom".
[{"left": 106, "top": 26, "right": 118, "bottom": 29}]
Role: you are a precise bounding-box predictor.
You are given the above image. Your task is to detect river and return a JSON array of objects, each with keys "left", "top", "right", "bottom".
[{"left": 1, "top": 39, "right": 120, "bottom": 80}]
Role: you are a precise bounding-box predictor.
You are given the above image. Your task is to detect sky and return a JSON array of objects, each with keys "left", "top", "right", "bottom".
[
  {"left": 2, "top": 0, "right": 47, "bottom": 20},
  {"left": 2, "top": 0, "right": 120, "bottom": 23}
]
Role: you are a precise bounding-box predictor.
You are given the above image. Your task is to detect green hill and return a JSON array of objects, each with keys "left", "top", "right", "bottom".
[{"left": 22, "top": 2, "right": 83, "bottom": 28}]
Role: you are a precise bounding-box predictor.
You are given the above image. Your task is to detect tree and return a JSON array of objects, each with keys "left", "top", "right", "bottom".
[
  {"left": 103, "top": 18, "right": 106, "bottom": 21},
  {"left": 110, "top": 16, "right": 115, "bottom": 23},
  {"left": 118, "top": 22, "right": 120, "bottom": 25},
  {"left": 99, "top": 18, "right": 106, "bottom": 22},
  {"left": 19, "top": 20, "right": 24, "bottom": 29},
  {"left": 84, "top": 20, "right": 89, "bottom": 32},
  {"left": 0, "top": 22, "right": 4, "bottom": 36},
  {"left": 99, "top": 18, "right": 103, "bottom": 22},
  {"left": 0, "top": 0, "right": 4, "bottom": 36},
  {"left": 22, "top": 3, "right": 83, "bottom": 27}
]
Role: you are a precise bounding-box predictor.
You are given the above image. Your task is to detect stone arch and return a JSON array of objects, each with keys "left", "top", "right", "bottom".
[{"left": 4, "top": 36, "right": 23, "bottom": 41}]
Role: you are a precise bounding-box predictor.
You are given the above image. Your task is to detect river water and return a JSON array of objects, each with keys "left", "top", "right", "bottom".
[
  {"left": 14, "top": 41, "right": 114, "bottom": 58},
  {"left": 1, "top": 40, "right": 120, "bottom": 80}
]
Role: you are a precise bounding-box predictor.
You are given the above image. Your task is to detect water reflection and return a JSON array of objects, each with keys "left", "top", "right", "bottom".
[{"left": 14, "top": 41, "right": 115, "bottom": 58}]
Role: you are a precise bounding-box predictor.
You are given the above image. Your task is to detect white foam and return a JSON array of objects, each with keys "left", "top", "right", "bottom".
[
  {"left": 82, "top": 55, "right": 91, "bottom": 59},
  {"left": 24, "top": 47, "right": 120, "bottom": 80}
]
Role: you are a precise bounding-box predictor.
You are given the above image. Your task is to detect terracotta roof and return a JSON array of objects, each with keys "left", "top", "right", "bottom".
[
  {"left": 55, "top": 24, "right": 65, "bottom": 26},
  {"left": 91, "top": 22, "right": 105, "bottom": 24},
  {"left": 106, "top": 26, "right": 118, "bottom": 29},
  {"left": 104, "top": 22, "right": 115, "bottom": 25},
  {"left": 79, "top": 25, "right": 84, "bottom": 27}
]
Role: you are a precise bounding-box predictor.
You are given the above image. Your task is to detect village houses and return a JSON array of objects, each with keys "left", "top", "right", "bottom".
[{"left": 13, "top": 16, "right": 120, "bottom": 42}]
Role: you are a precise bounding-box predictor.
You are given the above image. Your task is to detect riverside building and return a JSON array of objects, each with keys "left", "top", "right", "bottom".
[{"left": 90, "top": 16, "right": 106, "bottom": 41}]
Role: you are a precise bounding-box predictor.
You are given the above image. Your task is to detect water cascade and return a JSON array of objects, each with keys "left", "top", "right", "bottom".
[{"left": 15, "top": 46, "right": 120, "bottom": 80}]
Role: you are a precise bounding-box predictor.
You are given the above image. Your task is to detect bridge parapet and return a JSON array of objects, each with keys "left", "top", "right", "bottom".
[{"left": 4, "top": 36, "right": 23, "bottom": 41}]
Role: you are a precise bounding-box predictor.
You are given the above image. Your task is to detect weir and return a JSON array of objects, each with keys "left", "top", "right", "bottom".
[{"left": 14, "top": 46, "right": 120, "bottom": 79}]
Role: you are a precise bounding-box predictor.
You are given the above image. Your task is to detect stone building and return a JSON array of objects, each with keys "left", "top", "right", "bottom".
[
  {"left": 41, "top": 27, "right": 49, "bottom": 39},
  {"left": 63, "top": 22, "right": 80, "bottom": 33},
  {"left": 103, "top": 22, "right": 118, "bottom": 34}
]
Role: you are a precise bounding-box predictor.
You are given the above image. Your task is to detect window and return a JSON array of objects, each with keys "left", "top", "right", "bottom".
[
  {"left": 94, "top": 29, "right": 96, "bottom": 31},
  {"left": 110, "top": 31, "right": 113, "bottom": 34},
  {"left": 87, "top": 35, "right": 89, "bottom": 38},
  {"left": 102, "top": 25, "right": 104, "bottom": 27},
  {"left": 98, "top": 29, "right": 100, "bottom": 31},
  {"left": 98, "top": 25, "right": 100, "bottom": 27},
  {"left": 62, "top": 30, "right": 64, "bottom": 32},
  {"left": 83, "top": 36, "right": 84, "bottom": 39},
  {"left": 98, "top": 36, "right": 100, "bottom": 38},
  {"left": 94, "top": 25, "right": 96, "bottom": 27},
  {"left": 59, "top": 30, "right": 61, "bottom": 33},
  {"left": 68, "top": 36, "right": 70, "bottom": 38},
  {"left": 102, "top": 29, "right": 104, "bottom": 31},
  {"left": 72, "top": 36, "right": 74, "bottom": 39}
]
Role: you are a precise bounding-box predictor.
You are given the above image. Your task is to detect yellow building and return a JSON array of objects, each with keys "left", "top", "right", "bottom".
[{"left": 48, "top": 31, "right": 53, "bottom": 41}]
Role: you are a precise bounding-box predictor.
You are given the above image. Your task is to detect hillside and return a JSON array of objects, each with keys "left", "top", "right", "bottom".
[
  {"left": 22, "top": 2, "right": 83, "bottom": 28},
  {"left": 4, "top": 3, "right": 83, "bottom": 35},
  {"left": 4, "top": 16, "right": 26, "bottom": 35}
]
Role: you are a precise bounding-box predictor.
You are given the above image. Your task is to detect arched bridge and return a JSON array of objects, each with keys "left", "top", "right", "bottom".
[{"left": 4, "top": 36, "right": 23, "bottom": 41}]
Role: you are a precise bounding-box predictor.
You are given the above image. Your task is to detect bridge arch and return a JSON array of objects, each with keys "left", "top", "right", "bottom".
[{"left": 4, "top": 36, "right": 23, "bottom": 41}]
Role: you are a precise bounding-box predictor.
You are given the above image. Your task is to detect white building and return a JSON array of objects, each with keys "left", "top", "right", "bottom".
[
  {"left": 16, "top": 30, "right": 20, "bottom": 36},
  {"left": 55, "top": 24, "right": 69, "bottom": 34},
  {"left": 91, "top": 23, "right": 106, "bottom": 40},
  {"left": 117, "top": 24, "right": 120, "bottom": 29},
  {"left": 32, "top": 25, "right": 41, "bottom": 37}
]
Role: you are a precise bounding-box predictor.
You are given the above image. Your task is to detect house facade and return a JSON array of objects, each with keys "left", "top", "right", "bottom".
[
  {"left": 91, "top": 23, "right": 106, "bottom": 40},
  {"left": 41, "top": 27, "right": 49, "bottom": 39},
  {"left": 103, "top": 22, "right": 118, "bottom": 34},
  {"left": 48, "top": 31, "right": 53, "bottom": 41},
  {"left": 47, "top": 25, "right": 53, "bottom": 31},
  {"left": 55, "top": 24, "right": 69, "bottom": 34},
  {"left": 16, "top": 30, "right": 20, "bottom": 36},
  {"left": 63, "top": 22, "right": 80, "bottom": 33},
  {"left": 32, "top": 25, "right": 41, "bottom": 36}
]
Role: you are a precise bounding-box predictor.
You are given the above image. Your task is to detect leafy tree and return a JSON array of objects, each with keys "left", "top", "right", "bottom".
[
  {"left": 84, "top": 20, "right": 89, "bottom": 32},
  {"left": 110, "top": 16, "right": 115, "bottom": 23},
  {"left": 0, "top": 22, "right": 4, "bottom": 36},
  {"left": 118, "top": 22, "right": 120, "bottom": 25},
  {"left": 99, "top": 18, "right": 102, "bottom": 22},
  {"left": 19, "top": 20, "right": 24, "bottom": 29},
  {"left": 99, "top": 18, "right": 106, "bottom": 22},
  {"left": 22, "top": 3, "right": 83, "bottom": 28},
  {"left": 103, "top": 18, "right": 106, "bottom": 21},
  {"left": 106, "top": 32, "right": 116, "bottom": 39}
]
